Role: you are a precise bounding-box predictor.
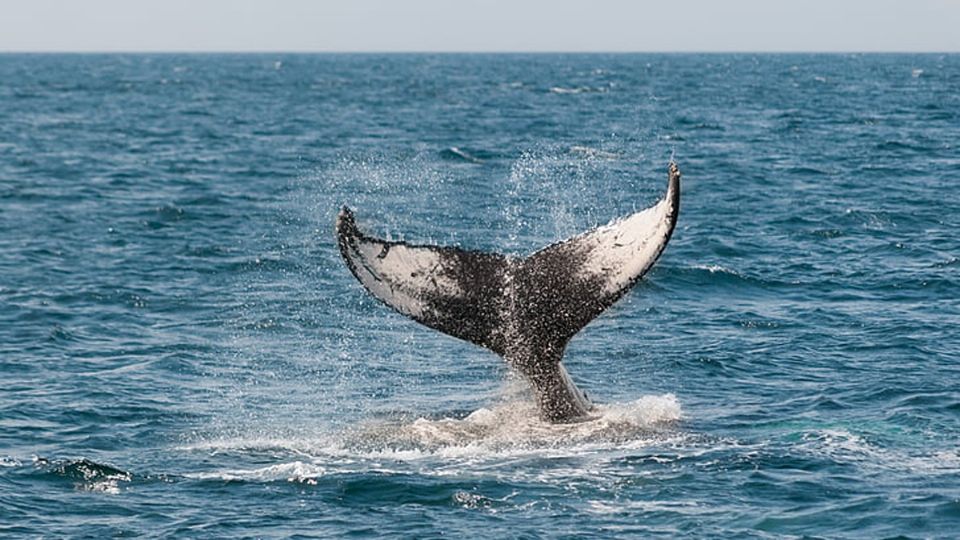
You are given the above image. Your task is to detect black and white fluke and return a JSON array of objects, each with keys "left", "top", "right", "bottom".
[{"left": 337, "top": 163, "right": 681, "bottom": 423}]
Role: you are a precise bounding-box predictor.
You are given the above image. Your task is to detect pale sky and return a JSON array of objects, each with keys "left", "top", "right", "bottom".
[{"left": 0, "top": 0, "right": 957, "bottom": 52}]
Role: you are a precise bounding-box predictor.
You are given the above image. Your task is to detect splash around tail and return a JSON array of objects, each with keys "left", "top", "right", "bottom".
[{"left": 343, "top": 393, "right": 683, "bottom": 455}]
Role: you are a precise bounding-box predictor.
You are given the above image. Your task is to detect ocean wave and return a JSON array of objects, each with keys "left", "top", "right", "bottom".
[
  {"left": 671, "top": 264, "right": 780, "bottom": 288},
  {"left": 184, "top": 461, "right": 326, "bottom": 485},
  {"left": 586, "top": 499, "right": 717, "bottom": 517},
  {"left": 782, "top": 165, "right": 829, "bottom": 177},
  {"left": 33, "top": 457, "right": 133, "bottom": 494},
  {"left": 439, "top": 146, "right": 483, "bottom": 164},
  {"left": 177, "top": 436, "right": 331, "bottom": 455},
  {"left": 798, "top": 429, "right": 960, "bottom": 475},
  {"left": 549, "top": 85, "right": 608, "bottom": 95},
  {"left": 674, "top": 116, "right": 725, "bottom": 131},
  {"left": 875, "top": 140, "right": 929, "bottom": 153},
  {"left": 933, "top": 257, "right": 959, "bottom": 269}
]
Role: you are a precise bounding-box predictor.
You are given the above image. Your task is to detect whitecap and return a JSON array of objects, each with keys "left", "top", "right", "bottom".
[
  {"left": 440, "top": 146, "right": 483, "bottom": 163},
  {"left": 587, "top": 499, "right": 713, "bottom": 516},
  {"left": 549, "top": 86, "right": 607, "bottom": 95},
  {"left": 799, "top": 429, "right": 960, "bottom": 475},
  {"left": 184, "top": 461, "right": 327, "bottom": 484},
  {"left": 692, "top": 263, "right": 736, "bottom": 274}
]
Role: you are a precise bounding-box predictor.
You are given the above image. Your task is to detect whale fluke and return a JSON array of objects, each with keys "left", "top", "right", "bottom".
[{"left": 336, "top": 162, "right": 681, "bottom": 422}]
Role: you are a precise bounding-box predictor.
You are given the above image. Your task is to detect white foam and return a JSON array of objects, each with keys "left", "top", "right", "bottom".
[
  {"left": 587, "top": 499, "right": 713, "bottom": 516},
  {"left": 83, "top": 477, "right": 128, "bottom": 494},
  {"left": 800, "top": 428, "right": 960, "bottom": 475},
  {"left": 446, "top": 146, "right": 483, "bottom": 163},
  {"left": 550, "top": 86, "right": 587, "bottom": 94},
  {"left": 339, "top": 394, "right": 682, "bottom": 458},
  {"left": 549, "top": 86, "right": 608, "bottom": 95},
  {"left": 178, "top": 436, "right": 329, "bottom": 454},
  {"left": 184, "top": 461, "right": 327, "bottom": 484},
  {"left": 693, "top": 264, "right": 733, "bottom": 274},
  {"left": 181, "top": 395, "right": 682, "bottom": 469}
]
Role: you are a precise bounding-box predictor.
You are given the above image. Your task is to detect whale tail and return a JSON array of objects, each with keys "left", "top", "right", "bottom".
[{"left": 336, "top": 162, "right": 681, "bottom": 422}]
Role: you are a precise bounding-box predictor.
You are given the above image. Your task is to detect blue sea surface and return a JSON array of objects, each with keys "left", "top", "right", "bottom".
[{"left": 1, "top": 53, "right": 958, "bottom": 538}]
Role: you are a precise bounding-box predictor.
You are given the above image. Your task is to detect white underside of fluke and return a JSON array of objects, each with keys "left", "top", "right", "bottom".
[
  {"left": 347, "top": 241, "right": 463, "bottom": 320},
  {"left": 540, "top": 172, "right": 679, "bottom": 296}
]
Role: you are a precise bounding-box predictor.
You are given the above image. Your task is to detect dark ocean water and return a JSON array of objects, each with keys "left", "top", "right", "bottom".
[{"left": 1, "top": 53, "right": 958, "bottom": 538}]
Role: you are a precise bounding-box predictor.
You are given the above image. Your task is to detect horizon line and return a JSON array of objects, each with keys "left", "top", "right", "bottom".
[{"left": 1, "top": 50, "right": 957, "bottom": 55}]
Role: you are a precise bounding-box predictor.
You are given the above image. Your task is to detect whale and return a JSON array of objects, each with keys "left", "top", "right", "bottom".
[{"left": 336, "top": 162, "right": 681, "bottom": 423}]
